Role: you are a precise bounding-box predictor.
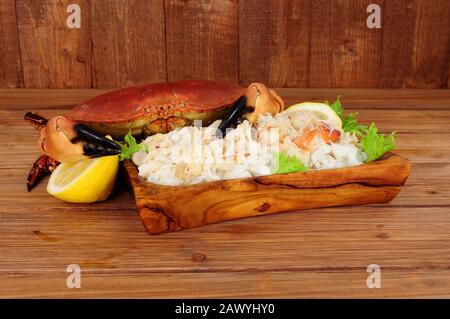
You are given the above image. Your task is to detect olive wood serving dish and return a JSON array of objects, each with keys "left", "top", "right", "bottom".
[{"left": 123, "top": 153, "right": 411, "bottom": 235}]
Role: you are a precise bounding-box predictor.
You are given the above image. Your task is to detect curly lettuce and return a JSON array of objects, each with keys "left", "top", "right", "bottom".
[
  {"left": 118, "top": 130, "right": 142, "bottom": 161},
  {"left": 326, "top": 97, "right": 396, "bottom": 163},
  {"left": 361, "top": 123, "right": 396, "bottom": 163},
  {"left": 274, "top": 152, "right": 309, "bottom": 174},
  {"left": 325, "top": 96, "right": 367, "bottom": 136}
]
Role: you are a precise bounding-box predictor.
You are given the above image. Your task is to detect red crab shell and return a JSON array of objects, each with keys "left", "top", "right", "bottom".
[{"left": 68, "top": 80, "right": 245, "bottom": 138}]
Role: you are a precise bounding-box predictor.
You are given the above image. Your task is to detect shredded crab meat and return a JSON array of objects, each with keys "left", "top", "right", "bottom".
[{"left": 133, "top": 109, "right": 366, "bottom": 186}]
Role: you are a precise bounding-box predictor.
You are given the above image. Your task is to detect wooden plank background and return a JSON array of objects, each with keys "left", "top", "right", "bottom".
[
  {"left": 0, "top": 0, "right": 449, "bottom": 89},
  {"left": 0, "top": 89, "right": 450, "bottom": 297}
]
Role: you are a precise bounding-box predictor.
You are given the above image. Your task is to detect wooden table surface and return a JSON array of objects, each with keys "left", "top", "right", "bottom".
[{"left": 0, "top": 89, "right": 449, "bottom": 298}]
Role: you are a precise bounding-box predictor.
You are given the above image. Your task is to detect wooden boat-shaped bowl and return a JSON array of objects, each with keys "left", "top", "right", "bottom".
[{"left": 124, "top": 153, "right": 411, "bottom": 235}]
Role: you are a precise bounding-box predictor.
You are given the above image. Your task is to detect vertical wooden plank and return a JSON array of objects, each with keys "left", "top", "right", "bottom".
[
  {"left": 165, "top": 0, "right": 238, "bottom": 83},
  {"left": 410, "top": 0, "right": 450, "bottom": 88},
  {"left": 382, "top": 0, "right": 450, "bottom": 88},
  {"left": 90, "top": 0, "right": 166, "bottom": 88},
  {"left": 0, "top": 0, "right": 23, "bottom": 88},
  {"left": 448, "top": 62, "right": 450, "bottom": 89},
  {"left": 379, "top": 0, "right": 417, "bottom": 88},
  {"left": 310, "top": 0, "right": 383, "bottom": 88},
  {"left": 239, "top": 0, "right": 311, "bottom": 88},
  {"left": 16, "top": 0, "right": 91, "bottom": 88},
  {"left": 448, "top": 59, "right": 450, "bottom": 88}
]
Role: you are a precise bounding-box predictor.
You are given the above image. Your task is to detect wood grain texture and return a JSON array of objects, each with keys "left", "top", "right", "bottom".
[
  {"left": 310, "top": 0, "right": 383, "bottom": 88},
  {"left": 2, "top": 88, "right": 449, "bottom": 109},
  {"left": 0, "top": 89, "right": 449, "bottom": 298},
  {"left": 408, "top": 0, "right": 450, "bottom": 88},
  {"left": 2, "top": 270, "right": 450, "bottom": 298},
  {"left": 380, "top": 0, "right": 417, "bottom": 88},
  {"left": 2, "top": 205, "right": 450, "bottom": 271},
  {"left": 165, "top": 0, "right": 238, "bottom": 83},
  {"left": 125, "top": 154, "right": 410, "bottom": 234},
  {"left": 90, "top": 0, "right": 166, "bottom": 88},
  {"left": 239, "top": 0, "right": 311, "bottom": 87},
  {"left": 275, "top": 88, "right": 450, "bottom": 109},
  {"left": 0, "top": 0, "right": 23, "bottom": 88},
  {"left": 448, "top": 59, "right": 450, "bottom": 88},
  {"left": 15, "top": 0, "right": 92, "bottom": 88},
  {"left": 3, "top": 1, "right": 450, "bottom": 88},
  {"left": 0, "top": 89, "right": 111, "bottom": 108},
  {"left": 381, "top": 0, "right": 450, "bottom": 88}
]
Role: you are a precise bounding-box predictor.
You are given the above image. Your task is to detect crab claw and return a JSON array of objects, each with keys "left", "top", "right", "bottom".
[
  {"left": 41, "top": 116, "right": 121, "bottom": 162},
  {"left": 24, "top": 113, "right": 121, "bottom": 192},
  {"left": 216, "top": 83, "right": 286, "bottom": 137},
  {"left": 26, "top": 113, "right": 121, "bottom": 163},
  {"left": 244, "top": 83, "right": 285, "bottom": 123},
  {"left": 217, "top": 96, "right": 247, "bottom": 137},
  {"left": 72, "top": 123, "right": 122, "bottom": 158}
]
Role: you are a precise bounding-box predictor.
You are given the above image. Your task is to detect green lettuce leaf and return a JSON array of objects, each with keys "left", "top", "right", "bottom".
[
  {"left": 326, "top": 97, "right": 395, "bottom": 161},
  {"left": 326, "top": 95, "right": 343, "bottom": 118},
  {"left": 361, "top": 123, "right": 396, "bottom": 163},
  {"left": 342, "top": 112, "right": 367, "bottom": 136},
  {"left": 118, "top": 130, "right": 142, "bottom": 161},
  {"left": 274, "top": 152, "right": 309, "bottom": 174},
  {"left": 326, "top": 96, "right": 367, "bottom": 136}
]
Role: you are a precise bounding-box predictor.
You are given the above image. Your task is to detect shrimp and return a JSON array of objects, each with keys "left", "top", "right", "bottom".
[{"left": 293, "top": 122, "right": 341, "bottom": 151}]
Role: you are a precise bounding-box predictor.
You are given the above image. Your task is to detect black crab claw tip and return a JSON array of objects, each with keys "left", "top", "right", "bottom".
[
  {"left": 73, "top": 124, "right": 121, "bottom": 157},
  {"left": 217, "top": 95, "right": 248, "bottom": 138}
]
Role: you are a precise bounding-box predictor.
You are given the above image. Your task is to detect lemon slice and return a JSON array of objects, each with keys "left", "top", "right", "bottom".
[
  {"left": 47, "top": 155, "right": 119, "bottom": 203},
  {"left": 285, "top": 102, "right": 342, "bottom": 129}
]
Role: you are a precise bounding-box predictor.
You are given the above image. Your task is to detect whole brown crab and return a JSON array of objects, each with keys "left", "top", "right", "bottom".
[{"left": 25, "top": 80, "right": 285, "bottom": 191}]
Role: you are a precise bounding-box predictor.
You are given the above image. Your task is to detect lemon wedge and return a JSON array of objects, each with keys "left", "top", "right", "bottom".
[
  {"left": 285, "top": 102, "right": 342, "bottom": 129},
  {"left": 47, "top": 155, "right": 119, "bottom": 203}
]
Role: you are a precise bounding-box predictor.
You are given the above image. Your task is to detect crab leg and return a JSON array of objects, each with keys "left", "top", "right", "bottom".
[
  {"left": 24, "top": 112, "right": 48, "bottom": 130},
  {"left": 27, "top": 155, "right": 59, "bottom": 192},
  {"left": 25, "top": 112, "right": 121, "bottom": 163}
]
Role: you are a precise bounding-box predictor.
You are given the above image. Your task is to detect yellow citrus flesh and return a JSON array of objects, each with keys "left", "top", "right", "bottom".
[
  {"left": 47, "top": 155, "right": 119, "bottom": 203},
  {"left": 286, "top": 102, "right": 342, "bottom": 129}
]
